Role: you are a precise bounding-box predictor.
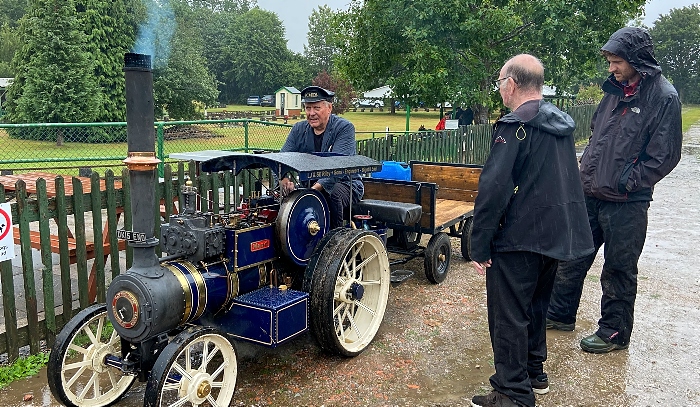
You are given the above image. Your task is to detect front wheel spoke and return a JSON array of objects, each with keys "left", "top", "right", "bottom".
[
  {"left": 83, "top": 325, "right": 98, "bottom": 345},
  {"left": 78, "top": 372, "right": 98, "bottom": 400},
  {"left": 65, "top": 363, "right": 89, "bottom": 388},
  {"left": 206, "top": 394, "right": 222, "bottom": 407},
  {"left": 209, "top": 362, "right": 228, "bottom": 381},
  {"left": 95, "top": 317, "right": 105, "bottom": 342},
  {"left": 108, "top": 329, "right": 120, "bottom": 346},
  {"left": 203, "top": 343, "right": 221, "bottom": 369},
  {"left": 68, "top": 343, "right": 88, "bottom": 355},
  {"left": 172, "top": 362, "right": 193, "bottom": 381},
  {"left": 107, "top": 369, "right": 119, "bottom": 388},
  {"left": 161, "top": 381, "right": 181, "bottom": 392},
  {"left": 167, "top": 396, "right": 191, "bottom": 407}
]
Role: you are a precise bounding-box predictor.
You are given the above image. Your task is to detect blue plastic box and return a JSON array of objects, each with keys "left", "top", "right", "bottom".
[{"left": 372, "top": 161, "right": 411, "bottom": 181}]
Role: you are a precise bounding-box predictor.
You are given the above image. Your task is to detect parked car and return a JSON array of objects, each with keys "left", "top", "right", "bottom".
[
  {"left": 353, "top": 98, "right": 384, "bottom": 108},
  {"left": 260, "top": 94, "right": 275, "bottom": 107},
  {"left": 246, "top": 95, "right": 261, "bottom": 106}
]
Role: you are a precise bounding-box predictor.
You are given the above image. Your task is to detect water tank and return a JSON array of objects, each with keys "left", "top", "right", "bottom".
[{"left": 372, "top": 161, "right": 411, "bottom": 181}]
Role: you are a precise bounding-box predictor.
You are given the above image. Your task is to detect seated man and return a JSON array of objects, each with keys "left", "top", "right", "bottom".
[{"left": 279, "top": 86, "right": 363, "bottom": 229}]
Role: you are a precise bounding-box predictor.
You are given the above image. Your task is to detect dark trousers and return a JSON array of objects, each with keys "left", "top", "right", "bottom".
[
  {"left": 487, "top": 251, "right": 558, "bottom": 407},
  {"left": 547, "top": 196, "right": 648, "bottom": 345},
  {"left": 323, "top": 181, "right": 354, "bottom": 230}
]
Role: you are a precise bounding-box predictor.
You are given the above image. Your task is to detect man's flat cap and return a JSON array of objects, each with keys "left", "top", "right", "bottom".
[{"left": 301, "top": 86, "right": 334, "bottom": 103}]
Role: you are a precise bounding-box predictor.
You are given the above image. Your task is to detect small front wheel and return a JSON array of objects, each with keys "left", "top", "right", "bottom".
[
  {"left": 47, "top": 303, "right": 135, "bottom": 407},
  {"left": 424, "top": 232, "right": 452, "bottom": 284},
  {"left": 144, "top": 327, "right": 238, "bottom": 407}
]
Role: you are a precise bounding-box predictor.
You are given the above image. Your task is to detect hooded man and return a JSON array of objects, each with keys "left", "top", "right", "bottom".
[
  {"left": 546, "top": 27, "right": 682, "bottom": 353},
  {"left": 469, "top": 54, "right": 594, "bottom": 407}
]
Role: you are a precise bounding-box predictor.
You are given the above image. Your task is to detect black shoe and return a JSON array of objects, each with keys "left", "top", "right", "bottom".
[
  {"left": 530, "top": 373, "right": 550, "bottom": 395},
  {"left": 545, "top": 318, "right": 575, "bottom": 331},
  {"left": 580, "top": 333, "right": 629, "bottom": 353},
  {"left": 470, "top": 390, "right": 520, "bottom": 407}
]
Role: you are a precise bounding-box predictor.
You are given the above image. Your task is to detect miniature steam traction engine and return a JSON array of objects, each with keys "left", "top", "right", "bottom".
[{"left": 47, "top": 53, "right": 402, "bottom": 407}]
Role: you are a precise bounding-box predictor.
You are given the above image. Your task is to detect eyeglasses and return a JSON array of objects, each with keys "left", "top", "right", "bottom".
[{"left": 493, "top": 76, "right": 512, "bottom": 89}]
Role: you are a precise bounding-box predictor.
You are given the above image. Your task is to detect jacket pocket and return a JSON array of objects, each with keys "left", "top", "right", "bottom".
[{"left": 618, "top": 158, "right": 636, "bottom": 193}]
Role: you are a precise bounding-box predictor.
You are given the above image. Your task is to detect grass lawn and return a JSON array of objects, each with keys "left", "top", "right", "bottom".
[
  {"left": 211, "top": 103, "right": 446, "bottom": 134},
  {"left": 1, "top": 104, "right": 698, "bottom": 172},
  {"left": 681, "top": 104, "right": 700, "bottom": 133}
]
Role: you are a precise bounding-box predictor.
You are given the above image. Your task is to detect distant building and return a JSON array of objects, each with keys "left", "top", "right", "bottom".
[
  {"left": 0, "top": 78, "right": 13, "bottom": 111},
  {"left": 275, "top": 86, "right": 301, "bottom": 117},
  {"left": 362, "top": 85, "right": 392, "bottom": 100}
]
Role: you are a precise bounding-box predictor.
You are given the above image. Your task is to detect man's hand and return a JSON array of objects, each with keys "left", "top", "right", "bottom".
[
  {"left": 280, "top": 177, "right": 295, "bottom": 197},
  {"left": 472, "top": 259, "right": 492, "bottom": 276}
]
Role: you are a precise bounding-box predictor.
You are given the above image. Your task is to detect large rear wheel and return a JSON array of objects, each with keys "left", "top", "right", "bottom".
[
  {"left": 307, "top": 229, "right": 391, "bottom": 356},
  {"left": 47, "top": 303, "right": 135, "bottom": 407},
  {"left": 144, "top": 327, "right": 238, "bottom": 407}
]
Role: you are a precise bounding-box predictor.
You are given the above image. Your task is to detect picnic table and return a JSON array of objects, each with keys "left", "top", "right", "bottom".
[{"left": 0, "top": 171, "right": 126, "bottom": 301}]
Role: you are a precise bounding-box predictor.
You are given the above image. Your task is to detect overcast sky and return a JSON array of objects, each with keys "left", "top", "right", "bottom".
[{"left": 255, "top": 0, "right": 697, "bottom": 54}]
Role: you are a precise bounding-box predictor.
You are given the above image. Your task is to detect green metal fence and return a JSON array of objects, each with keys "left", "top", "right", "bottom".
[
  {"left": 357, "top": 125, "right": 494, "bottom": 165},
  {"left": 0, "top": 119, "right": 293, "bottom": 176},
  {"left": 0, "top": 103, "right": 596, "bottom": 176}
]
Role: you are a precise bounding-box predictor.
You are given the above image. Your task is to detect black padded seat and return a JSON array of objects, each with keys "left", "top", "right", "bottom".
[{"left": 353, "top": 199, "right": 422, "bottom": 226}]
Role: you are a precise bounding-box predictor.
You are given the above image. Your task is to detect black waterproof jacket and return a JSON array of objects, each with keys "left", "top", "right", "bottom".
[
  {"left": 470, "top": 100, "right": 594, "bottom": 263},
  {"left": 580, "top": 27, "right": 682, "bottom": 202}
]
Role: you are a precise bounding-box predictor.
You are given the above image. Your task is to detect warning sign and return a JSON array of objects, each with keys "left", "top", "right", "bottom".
[{"left": 0, "top": 203, "right": 15, "bottom": 261}]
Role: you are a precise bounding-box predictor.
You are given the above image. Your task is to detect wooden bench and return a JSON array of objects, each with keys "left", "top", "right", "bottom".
[{"left": 13, "top": 227, "right": 125, "bottom": 265}]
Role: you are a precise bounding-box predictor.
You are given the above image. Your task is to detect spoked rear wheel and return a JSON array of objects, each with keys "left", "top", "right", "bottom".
[
  {"left": 144, "top": 327, "right": 238, "bottom": 407},
  {"left": 47, "top": 303, "right": 135, "bottom": 407},
  {"left": 307, "top": 228, "right": 391, "bottom": 357}
]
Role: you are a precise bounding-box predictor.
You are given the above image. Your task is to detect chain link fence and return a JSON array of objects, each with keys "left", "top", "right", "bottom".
[
  {"left": 0, "top": 104, "right": 596, "bottom": 175},
  {"left": 0, "top": 119, "right": 292, "bottom": 176}
]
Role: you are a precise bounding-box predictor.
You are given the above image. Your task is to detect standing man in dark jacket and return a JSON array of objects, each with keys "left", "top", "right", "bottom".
[
  {"left": 280, "top": 86, "right": 363, "bottom": 229},
  {"left": 546, "top": 27, "right": 682, "bottom": 354},
  {"left": 469, "top": 54, "right": 594, "bottom": 407}
]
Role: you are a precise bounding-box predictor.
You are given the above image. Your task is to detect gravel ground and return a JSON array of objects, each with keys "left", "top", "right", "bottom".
[{"left": 2, "top": 127, "right": 699, "bottom": 407}]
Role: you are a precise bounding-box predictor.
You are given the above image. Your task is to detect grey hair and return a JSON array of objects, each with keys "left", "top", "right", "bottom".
[{"left": 504, "top": 55, "right": 544, "bottom": 92}]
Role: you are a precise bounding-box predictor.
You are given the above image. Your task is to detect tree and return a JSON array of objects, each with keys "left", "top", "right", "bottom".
[
  {"left": 304, "top": 5, "right": 339, "bottom": 75},
  {"left": 0, "top": 22, "right": 19, "bottom": 76},
  {"left": 311, "top": 70, "right": 355, "bottom": 114},
  {"left": 222, "top": 8, "right": 291, "bottom": 102},
  {"left": 4, "top": 0, "right": 99, "bottom": 142},
  {"left": 0, "top": 0, "right": 26, "bottom": 26},
  {"left": 337, "top": 0, "right": 645, "bottom": 123},
  {"left": 650, "top": 5, "right": 700, "bottom": 104},
  {"left": 78, "top": 0, "right": 135, "bottom": 122},
  {"left": 153, "top": 22, "right": 219, "bottom": 119}
]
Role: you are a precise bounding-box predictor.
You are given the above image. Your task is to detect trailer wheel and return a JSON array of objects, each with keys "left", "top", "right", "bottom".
[
  {"left": 47, "top": 303, "right": 135, "bottom": 407},
  {"left": 307, "top": 229, "right": 390, "bottom": 357},
  {"left": 144, "top": 327, "right": 237, "bottom": 407},
  {"left": 460, "top": 216, "right": 473, "bottom": 261},
  {"left": 424, "top": 232, "right": 452, "bottom": 284}
]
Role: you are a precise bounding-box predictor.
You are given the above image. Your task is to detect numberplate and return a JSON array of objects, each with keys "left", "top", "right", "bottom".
[{"left": 117, "top": 229, "right": 147, "bottom": 243}]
